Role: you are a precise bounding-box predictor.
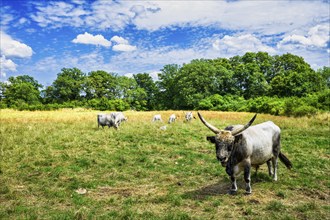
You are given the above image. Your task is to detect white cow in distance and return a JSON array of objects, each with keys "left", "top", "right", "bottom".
[
  {"left": 152, "top": 114, "right": 162, "bottom": 122},
  {"left": 185, "top": 112, "right": 196, "bottom": 122},
  {"left": 168, "top": 114, "right": 178, "bottom": 124}
]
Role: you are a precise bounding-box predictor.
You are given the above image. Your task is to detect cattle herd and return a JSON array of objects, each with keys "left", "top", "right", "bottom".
[
  {"left": 97, "top": 111, "right": 292, "bottom": 194},
  {"left": 98, "top": 111, "right": 196, "bottom": 129}
]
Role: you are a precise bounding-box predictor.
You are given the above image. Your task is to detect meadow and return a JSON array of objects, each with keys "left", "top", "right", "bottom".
[{"left": 0, "top": 109, "right": 329, "bottom": 219}]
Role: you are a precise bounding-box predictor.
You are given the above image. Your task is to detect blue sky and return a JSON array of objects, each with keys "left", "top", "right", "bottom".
[{"left": 1, "top": 0, "right": 329, "bottom": 86}]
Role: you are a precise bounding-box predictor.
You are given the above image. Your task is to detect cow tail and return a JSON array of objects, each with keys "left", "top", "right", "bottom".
[{"left": 279, "top": 152, "right": 292, "bottom": 169}]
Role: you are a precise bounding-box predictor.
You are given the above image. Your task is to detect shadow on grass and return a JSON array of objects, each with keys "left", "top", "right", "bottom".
[
  {"left": 183, "top": 182, "right": 230, "bottom": 200},
  {"left": 183, "top": 172, "right": 273, "bottom": 200}
]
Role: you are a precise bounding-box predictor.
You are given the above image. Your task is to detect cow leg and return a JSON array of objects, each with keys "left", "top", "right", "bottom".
[
  {"left": 254, "top": 165, "right": 259, "bottom": 179},
  {"left": 230, "top": 176, "right": 237, "bottom": 194},
  {"left": 244, "top": 165, "right": 252, "bottom": 194},
  {"left": 271, "top": 157, "right": 278, "bottom": 181},
  {"left": 267, "top": 160, "right": 273, "bottom": 176}
]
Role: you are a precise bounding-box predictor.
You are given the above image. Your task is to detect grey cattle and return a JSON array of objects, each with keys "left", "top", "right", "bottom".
[
  {"left": 112, "top": 112, "right": 128, "bottom": 128},
  {"left": 152, "top": 114, "right": 162, "bottom": 122},
  {"left": 97, "top": 112, "right": 127, "bottom": 129},
  {"left": 97, "top": 114, "right": 113, "bottom": 128},
  {"left": 168, "top": 114, "right": 177, "bottom": 124},
  {"left": 185, "top": 112, "right": 196, "bottom": 122},
  {"left": 198, "top": 112, "right": 292, "bottom": 194}
]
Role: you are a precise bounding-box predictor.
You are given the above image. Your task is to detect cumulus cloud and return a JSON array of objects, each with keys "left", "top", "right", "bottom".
[
  {"left": 212, "top": 34, "right": 276, "bottom": 56},
  {"left": 0, "top": 55, "right": 17, "bottom": 77},
  {"left": 111, "top": 36, "right": 129, "bottom": 45},
  {"left": 278, "top": 24, "right": 329, "bottom": 49},
  {"left": 111, "top": 35, "right": 136, "bottom": 52},
  {"left": 0, "top": 31, "right": 33, "bottom": 78},
  {"left": 112, "top": 44, "right": 137, "bottom": 52},
  {"left": 0, "top": 31, "right": 33, "bottom": 58},
  {"left": 72, "top": 32, "right": 111, "bottom": 47}
]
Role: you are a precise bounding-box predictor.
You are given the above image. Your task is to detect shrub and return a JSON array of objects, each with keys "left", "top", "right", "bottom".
[
  {"left": 292, "top": 105, "right": 318, "bottom": 117},
  {"left": 197, "top": 98, "right": 213, "bottom": 110},
  {"left": 0, "top": 101, "right": 7, "bottom": 109}
]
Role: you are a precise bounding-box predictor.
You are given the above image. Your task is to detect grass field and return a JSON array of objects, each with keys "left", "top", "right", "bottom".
[{"left": 0, "top": 109, "right": 329, "bottom": 219}]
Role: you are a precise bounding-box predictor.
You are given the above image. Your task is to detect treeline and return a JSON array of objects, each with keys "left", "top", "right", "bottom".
[{"left": 0, "top": 52, "right": 329, "bottom": 116}]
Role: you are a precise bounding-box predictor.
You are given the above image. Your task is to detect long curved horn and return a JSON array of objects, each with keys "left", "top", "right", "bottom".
[
  {"left": 231, "top": 113, "right": 257, "bottom": 136},
  {"left": 197, "top": 112, "right": 221, "bottom": 134}
]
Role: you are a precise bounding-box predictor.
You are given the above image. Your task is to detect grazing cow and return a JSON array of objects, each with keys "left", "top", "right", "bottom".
[
  {"left": 97, "top": 112, "right": 127, "bottom": 129},
  {"left": 198, "top": 112, "right": 292, "bottom": 194},
  {"left": 152, "top": 114, "right": 162, "bottom": 122},
  {"left": 185, "top": 112, "right": 196, "bottom": 122},
  {"left": 168, "top": 114, "right": 177, "bottom": 124},
  {"left": 111, "top": 112, "right": 128, "bottom": 128},
  {"left": 97, "top": 113, "right": 114, "bottom": 128}
]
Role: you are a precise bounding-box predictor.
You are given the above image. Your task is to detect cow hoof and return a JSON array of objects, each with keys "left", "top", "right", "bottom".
[
  {"left": 245, "top": 191, "right": 252, "bottom": 195},
  {"left": 228, "top": 190, "right": 237, "bottom": 195}
]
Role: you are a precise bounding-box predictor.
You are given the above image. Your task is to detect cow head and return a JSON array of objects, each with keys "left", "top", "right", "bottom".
[{"left": 198, "top": 112, "right": 257, "bottom": 167}]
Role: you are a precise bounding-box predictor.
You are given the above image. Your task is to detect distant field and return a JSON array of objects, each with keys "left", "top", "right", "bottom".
[{"left": 0, "top": 109, "right": 329, "bottom": 219}]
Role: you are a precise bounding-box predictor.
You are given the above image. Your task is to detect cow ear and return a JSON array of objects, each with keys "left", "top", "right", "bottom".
[
  {"left": 234, "top": 134, "right": 243, "bottom": 144},
  {"left": 206, "top": 136, "right": 216, "bottom": 143}
]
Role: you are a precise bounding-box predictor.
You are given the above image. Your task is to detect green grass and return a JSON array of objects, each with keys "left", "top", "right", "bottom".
[{"left": 0, "top": 109, "right": 329, "bottom": 219}]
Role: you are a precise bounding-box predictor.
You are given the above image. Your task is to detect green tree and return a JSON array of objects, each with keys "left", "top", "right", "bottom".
[
  {"left": 274, "top": 53, "right": 312, "bottom": 73},
  {"left": 255, "top": 52, "right": 275, "bottom": 83},
  {"left": 133, "top": 73, "right": 159, "bottom": 110},
  {"left": 51, "top": 68, "right": 86, "bottom": 102},
  {"left": 3, "top": 75, "right": 42, "bottom": 106},
  {"left": 85, "top": 70, "right": 117, "bottom": 99},
  {"left": 211, "top": 58, "right": 237, "bottom": 95},
  {"left": 157, "top": 64, "right": 181, "bottom": 109},
  {"left": 317, "top": 66, "right": 330, "bottom": 88},
  {"left": 270, "top": 54, "right": 325, "bottom": 97},
  {"left": 176, "top": 59, "right": 222, "bottom": 109},
  {"left": 231, "top": 53, "right": 270, "bottom": 98}
]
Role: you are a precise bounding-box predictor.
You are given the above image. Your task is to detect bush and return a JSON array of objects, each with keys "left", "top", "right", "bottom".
[
  {"left": 0, "top": 101, "right": 7, "bottom": 109},
  {"left": 292, "top": 105, "right": 318, "bottom": 117},
  {"left": 316, "top": 89, "right": 330, "bottom": 111},
  {"left": 197, "top": 98, "right": 213, "bottom": 110},
  {"left": 283, "top": 97, "right": 320, "bottom": 117},
  {"left": 197, "top": 94, "right": 247, "bottom": 111},
  {"left": 110, "top": 99, "right": 130, "bottom": 111}
]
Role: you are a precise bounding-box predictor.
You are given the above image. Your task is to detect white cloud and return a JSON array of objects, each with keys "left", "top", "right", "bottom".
[
  {"left": 72, "top": 32, "right": 111, "bottom": 47},
  {"left": 111, "top": 35, "right": 136, "bottom": 52},
  {"left": 0, "top": 55, "right": 17, "bottom": 77},
  {"left": 130, "top": 1, "right": 329, "bottom": 35},
  {"left": 112, "top": 44, "right": 137, "bottom": 52},
  {"left": 0, "top": 6, "right": 15, "bottom": 30},
  {"left": 29, "top": 1, "right": 328, "bottom": 35},
  {"left": 111, "top": 36, "right": 129, "bottom": 45},
  {"left": 278, "top": 24, "right": 329, "bottom": 49},
  {"left": 18, "top": 17, "right": 29, "bottom": 25},
  {"left": 148, "top": 71, "right": 160, "bottom": 81},
  {"left": 0, "top": 31, "right": 33, "bottom": 58},
  {"left": 0, "top": 31, "right": 32, "bottom": 78},
  {"left": 31, "top": 1, "right": 89, "bottom": 28},
  {"left": 108, "top": 45, "right": 203, "bottom": 72},
  {"left": 212, "top": 34, "right": 276, "bottom": 56}
]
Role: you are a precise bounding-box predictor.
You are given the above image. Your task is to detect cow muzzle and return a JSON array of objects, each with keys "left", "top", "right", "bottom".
[{"left": 217, "top": 156, "right": 227, "bottom": 167}]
